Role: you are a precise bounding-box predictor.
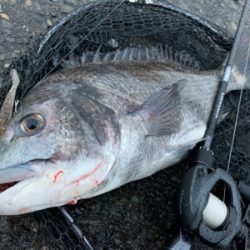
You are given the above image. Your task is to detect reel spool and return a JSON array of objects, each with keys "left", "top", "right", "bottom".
[
  {"left": 178, "top": 148, "right": 249, "bottom": 248},
  {"left": 179, "top": 165, "right": 242, "bottom": 247}
]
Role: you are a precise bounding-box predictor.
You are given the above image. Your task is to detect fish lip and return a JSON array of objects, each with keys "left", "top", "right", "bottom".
[
  {"left": 0, "top": 179, "right": 48, "bottom": 215},
  {"left": 0, "top": 158, "right": 49, "bottom": 192},
  {"left": 1, "top": 157, "right": 51, "bottom": 171}
]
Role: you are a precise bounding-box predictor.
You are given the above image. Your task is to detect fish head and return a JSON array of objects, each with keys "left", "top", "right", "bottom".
[{"left": 0, "top": 79, "right": 119, "bottom": 215}]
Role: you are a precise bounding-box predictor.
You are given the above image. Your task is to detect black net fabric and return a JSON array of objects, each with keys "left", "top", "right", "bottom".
[
  {"left": 0, "top": 0, "right": 232, "bottom": 108},
  {"left": 213, "top": 90, "right": 250, "bottom": 184},
  {"left": 0, "top": 0, "right": 247, "bottom": 250}
]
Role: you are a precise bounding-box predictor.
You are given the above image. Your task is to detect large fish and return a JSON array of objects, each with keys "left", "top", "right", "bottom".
[
  {"left": 0, "top": 0, "right": 246, "bottom": 216},
  {"left": 0, "top": 51, "right": 244, "bottom": 215}
]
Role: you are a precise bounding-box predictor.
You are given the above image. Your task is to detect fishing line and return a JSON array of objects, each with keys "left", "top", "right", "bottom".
[
  {"left": 226, "top": 32, "right": 250, "bottom": 173},
  {"left": 203, "top": 0, "right": 249, "bottom": 150},
  {"left": 173, "top": 3, "right": 250, "bottom": 248},
  {"left": 222, "top": 22, "right": 250, "bottom": 203}
]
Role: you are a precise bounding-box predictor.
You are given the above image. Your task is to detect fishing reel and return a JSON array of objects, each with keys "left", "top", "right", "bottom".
[
  {"left": 170, "top": 147, "right": 250, "bottom": 249},
  {"left": 169, "top": 0, "right": 250, "bottom": 247}
]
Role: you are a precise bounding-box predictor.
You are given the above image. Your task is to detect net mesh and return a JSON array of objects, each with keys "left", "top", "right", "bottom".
[
  {"left": 0, "top": 0, "right": 247, "bottom": 249},
  {"left": 0, "top": 0, "right": 232, "bottom": 108}
]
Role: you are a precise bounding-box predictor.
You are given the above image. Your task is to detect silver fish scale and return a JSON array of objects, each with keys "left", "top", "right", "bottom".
[{"left": 43, "top": 61, "right": 219, "bottom": 120}]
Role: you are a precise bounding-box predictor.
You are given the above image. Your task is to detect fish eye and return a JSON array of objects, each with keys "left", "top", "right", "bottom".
[{"left": 19, "top": 113, "right": 45, "bottom": 136}]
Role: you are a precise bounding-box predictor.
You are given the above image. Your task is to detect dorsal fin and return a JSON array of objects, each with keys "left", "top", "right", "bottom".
[{"left": 53, "top": 42, "right": 201, "bottom": 70}]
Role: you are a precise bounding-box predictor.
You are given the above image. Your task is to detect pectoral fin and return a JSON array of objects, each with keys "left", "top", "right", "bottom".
[{"left": 129, "top": 79, "right": 186, "bottom": 136}]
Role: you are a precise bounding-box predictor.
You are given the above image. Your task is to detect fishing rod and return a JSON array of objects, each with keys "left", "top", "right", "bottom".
[{"left": 169, "top": 0, "right": 250, "bottom": 249}]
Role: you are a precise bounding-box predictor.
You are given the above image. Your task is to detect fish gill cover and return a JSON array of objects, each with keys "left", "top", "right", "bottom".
[{"left": 0, "top": 0, "right": 249, "bottom": 249}]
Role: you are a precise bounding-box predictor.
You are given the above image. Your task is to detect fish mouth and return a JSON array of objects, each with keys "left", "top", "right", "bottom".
[
  {"left": 0, "top": 159, "right": 46, "bottom": 194},
  {"left": 0, "top": 182, "right": 18, "bottom": 193}
]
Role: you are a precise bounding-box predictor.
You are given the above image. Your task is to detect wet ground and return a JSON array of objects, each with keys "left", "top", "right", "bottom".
[{"left": 0, "top": 0, "right": 246, "bottom": 249}]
